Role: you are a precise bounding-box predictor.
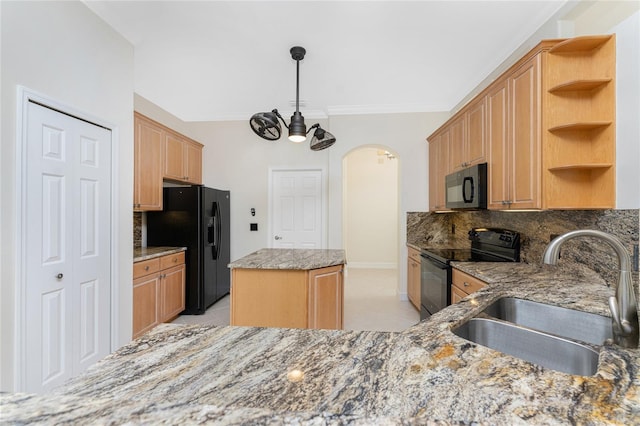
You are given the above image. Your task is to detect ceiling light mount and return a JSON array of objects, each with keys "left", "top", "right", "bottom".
[{"left": 249, "top": 46, "right": 336, "bottom": 151}]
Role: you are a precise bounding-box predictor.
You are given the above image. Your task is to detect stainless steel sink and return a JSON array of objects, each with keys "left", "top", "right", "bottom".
[
  {"left": 453, "top": 318, "right": 600, "bottom": 376},
  {"left": 481, "top": 297, "right": 613, "bottom": 346}
]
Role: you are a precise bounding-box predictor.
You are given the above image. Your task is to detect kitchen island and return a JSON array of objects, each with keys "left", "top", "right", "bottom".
[
  {"left": 2, "top": 262, "right": 639, "bottom": 424},
  {"left": 228, "top": 248, "right": 346, "bottom": 329}
]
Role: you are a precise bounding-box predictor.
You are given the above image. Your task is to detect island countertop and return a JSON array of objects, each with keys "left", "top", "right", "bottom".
[
  {"left": 2, "top": 263, "right": 639, "bottom": 425},
  {"left": 228, "top": 248, "right": 346, "bottom": 270}
]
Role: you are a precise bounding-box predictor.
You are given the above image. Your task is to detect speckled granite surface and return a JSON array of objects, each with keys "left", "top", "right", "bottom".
[
  {"left": 407, "top": 209, "right": 639, "bottom": 287},
  {"left": 2, "top": 263, "right": 639, "bottom": 424},
  {"left": 229, "top": 248, "right": 347, "bottom": 270},
  {"left": 134, "top": 246, "right": 186, "bottom": 262}
]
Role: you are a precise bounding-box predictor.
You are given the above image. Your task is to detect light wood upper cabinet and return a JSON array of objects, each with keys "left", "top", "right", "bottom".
[
  {"left": 465, "top": 96, "right": 487, "bottom": 166},
  {"left": 504, "top": 54, "right": 542, "bottom": 210},
  {"left": 162, "top": 131, "right": 203, "bottom": 185},
  {"left": 428, "top": 130, "right": 449, "bottom": 211},
  {"left": 134, "top": 112, "right": 204, "bottom": 211},
  {"left": 487, "top": 81, "right": 509, "bottom": 209},
  {"left": 543, "top": 35, "right": 615, "bottom": 209},
  {"left": 448, "top": 116, "right": 466, "bottom": 172},
  {"left": 428, "top": 34, "right": 615, "bottom": 211},
  {"left": 134, "top": 114, "right": 163, "bottom": 211}
]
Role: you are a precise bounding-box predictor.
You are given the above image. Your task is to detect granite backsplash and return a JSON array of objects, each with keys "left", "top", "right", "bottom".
[
  {"left": 134, "top": 212, "right": 142, "bottom": 249},
  {"left": 407, "top": 209, "right": 639, "bottom": 288}
]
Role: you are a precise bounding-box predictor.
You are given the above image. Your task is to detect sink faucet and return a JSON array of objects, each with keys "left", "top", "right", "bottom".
[{"left": 542, "top": 229, "right": 639, "bottom": 349}]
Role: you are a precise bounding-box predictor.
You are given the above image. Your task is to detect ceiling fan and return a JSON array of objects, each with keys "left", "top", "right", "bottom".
[{"left": 249, "top": 46, "right": 336, "bottom": 151}]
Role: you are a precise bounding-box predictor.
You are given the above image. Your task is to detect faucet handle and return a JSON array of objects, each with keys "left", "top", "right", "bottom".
[{"left": 609, "top": 296, "right": 635, "bottom": 335}]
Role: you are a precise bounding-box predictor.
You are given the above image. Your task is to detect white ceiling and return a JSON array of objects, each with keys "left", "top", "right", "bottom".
[{"left": 85, "top": 0, "right": 570, "bottom": 122}]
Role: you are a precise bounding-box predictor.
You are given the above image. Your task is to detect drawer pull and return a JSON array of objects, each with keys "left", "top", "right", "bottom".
[
  {"left": 463, "top": 282, "right": 470, "bottom": 287},
  {"left": 145, "top": 266, "right": 150, "bottom": 271}
]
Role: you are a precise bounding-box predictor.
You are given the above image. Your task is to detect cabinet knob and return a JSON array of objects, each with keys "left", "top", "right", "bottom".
[
  {"left": 275, "top": 236, "right": 282, "bottom": 240},
  {"left": 56, "top": 273, "right": 63, "bottom": 280},
  {"left": 463, "top": 282, "right": 470, "bottom": 287},
  {"left": 145, "top": 266, "right": 150, "bottom": 271}
]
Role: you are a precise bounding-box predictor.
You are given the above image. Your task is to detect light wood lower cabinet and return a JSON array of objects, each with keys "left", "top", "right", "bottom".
[
  {"left": 133, "top": 252, "right": 185, "bottom": 339},
  {"left": 406, "top": 247, "right": 421, "bottom": 310},
  {"left": 451, "top": 268, "right": 487, "bottom": 304},
  {"left": 230, "top": 264, "right": 344, "bottom": 330}
]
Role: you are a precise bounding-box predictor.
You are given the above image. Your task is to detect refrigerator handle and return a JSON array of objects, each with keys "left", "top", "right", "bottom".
[{"left": 212, "top": 201, "right": 219, "bottom": 260}]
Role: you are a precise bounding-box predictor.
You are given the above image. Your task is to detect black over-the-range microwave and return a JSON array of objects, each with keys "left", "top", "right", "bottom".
[{"left": 445, "top": 163, "right": 487, "bottom": 210}]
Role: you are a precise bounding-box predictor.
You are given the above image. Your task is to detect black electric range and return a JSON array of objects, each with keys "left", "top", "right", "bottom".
[{"left": 419, "top": 228, "right": 520, "bottom": 320}]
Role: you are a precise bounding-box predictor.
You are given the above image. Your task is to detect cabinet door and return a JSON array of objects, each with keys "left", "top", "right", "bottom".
[
  {"left": 134, "top": 115, "right": 163, "bottom": 211},
  {"left": 428, "top": 132, "right": 449, "bottom": 211},
  {"left": 133, "top": 274, "right": 160, "bottom": 339},
  {"left": 163, "top": 133, "right": 186, "bottom": 181},
  {"left": 448, "top": 116, "right": 466, "bottom": 171},
  {"left": 466, "top": 97, "right": 487, "bottom": 166},
  {"left": 407, "top": 256, "right": 420, "bottom": 310},
  {"left": 307, "top": 265, "right": 343, "bottom": 330},
  {"left": 508, "top": 55, "right": 541, "bottom": 209},
  {"left": 161, "top": 264, "right": 185, "bottom": 322},
  {"left": 487, "top": 82, "right": 509, "bottom": 209},
  {"left": 451, "top": 285, "right": 468, "bottom": 304},
  {"left": 185, "top": 141, "right": 202, "bottom": 184}
]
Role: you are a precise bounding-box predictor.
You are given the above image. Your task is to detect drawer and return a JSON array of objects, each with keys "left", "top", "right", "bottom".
[
  {"left": 407, "top": 247, "right": 422, "bottom": 263},
  {"left": 452, "top": 268, "right": 487, "bottom": 295},
  {"left": 160, "top": 251, "right": 185, "bottom": 269},
  {"left": 133, "top": 258, "right": 160, "bottom": 279}
]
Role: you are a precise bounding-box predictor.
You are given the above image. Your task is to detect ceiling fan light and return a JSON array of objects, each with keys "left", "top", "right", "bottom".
[
  {"left": 310, "top": 126, "right": 336, "bottom": 151},
  {"left": 288, "top": 112, "right": 306, "bottom": 143}
]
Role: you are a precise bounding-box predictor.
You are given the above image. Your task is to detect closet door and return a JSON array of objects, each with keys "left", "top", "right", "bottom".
[{"left": 24, "top": 101, "right": 112, "bottom": 393}]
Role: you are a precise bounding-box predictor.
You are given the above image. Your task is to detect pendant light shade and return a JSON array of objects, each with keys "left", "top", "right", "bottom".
[
  {"left": 288, "top": 112, "right": 306, "bottom": 143},
  {"left": 249, "top": 46, "right": 336, "bottom": 151},
  {"left": 310, "top": 126, "right": 336, "bottom": 151}
]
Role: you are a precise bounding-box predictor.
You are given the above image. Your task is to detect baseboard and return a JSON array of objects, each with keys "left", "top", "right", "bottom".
[{"left": 346, "top": 262, "right": 397, "bottom": 269}]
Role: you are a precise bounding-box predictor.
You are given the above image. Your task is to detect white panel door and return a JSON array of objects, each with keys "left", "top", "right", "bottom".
[
  {"left": 24, "top": 101, "right": 111, "bottom": 393},
  {"left": 271, "top": 170, "right": 323, "bottom": 248}
]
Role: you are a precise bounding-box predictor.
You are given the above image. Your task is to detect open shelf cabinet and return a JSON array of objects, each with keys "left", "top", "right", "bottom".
[{"left": 543, "top": 34, "right": 615, "bottom": 209}]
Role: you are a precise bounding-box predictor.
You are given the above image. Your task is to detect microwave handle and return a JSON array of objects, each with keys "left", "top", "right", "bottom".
[{"left": 462, "top": 176, "right": 474, "bottom": 203}]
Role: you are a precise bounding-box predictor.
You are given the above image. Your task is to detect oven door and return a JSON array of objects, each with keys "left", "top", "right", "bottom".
[{"left": 420, "top": 254, "right": 451, "bottom": 320}]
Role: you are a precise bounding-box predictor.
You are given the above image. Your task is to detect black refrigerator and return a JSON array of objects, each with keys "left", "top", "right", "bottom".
[{"left": 147, "top": 186, "right": 230, "bottom": 314}]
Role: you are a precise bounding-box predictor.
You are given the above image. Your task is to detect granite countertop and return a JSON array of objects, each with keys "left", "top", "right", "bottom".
[
  {"left": 2, "top": 263, "right": 639, "bottom": 424},
  {"left": 134, "top": 246, "right": 186, "bottom": 262},
  {"left": 228, "top": 248, "right": 347, "bottom": 270}
]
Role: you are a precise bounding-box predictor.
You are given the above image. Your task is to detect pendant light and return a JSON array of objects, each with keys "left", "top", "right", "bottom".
[{"left": 250, "top": 46, "right": 336, "bottom": 150}]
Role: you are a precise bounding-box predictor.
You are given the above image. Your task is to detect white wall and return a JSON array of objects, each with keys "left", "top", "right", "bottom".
[
  {"left": 610, "top": 10, "right": 640, "bottom": 209},
  {"left": 0, "top": 1, "right": 134, "bottom": 392},
  {"left": 189, "top": 119, "right": 331, "bottom": 261},
  {"left": 344, "top": 147, "right": 398, "bottom": 268},
  {"left": 328, "top": 113, "right": 450, "bottom": 298}
]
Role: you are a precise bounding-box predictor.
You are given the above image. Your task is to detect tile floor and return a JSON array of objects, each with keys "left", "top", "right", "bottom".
[{"left": 171, "top": 267, "right": 421, "bottom": 332}]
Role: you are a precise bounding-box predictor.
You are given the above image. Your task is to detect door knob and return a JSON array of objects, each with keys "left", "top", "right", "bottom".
[
  {"left": 56, "top": 273, "right": 63, "bottom": 280},
  {"left": 274, "top": 236, "right": 282, "bottom": 240}
]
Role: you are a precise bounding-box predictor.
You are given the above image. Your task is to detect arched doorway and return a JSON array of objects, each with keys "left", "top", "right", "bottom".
[{"left": 342, "top": 146, "right": 418, "bottom": 331}]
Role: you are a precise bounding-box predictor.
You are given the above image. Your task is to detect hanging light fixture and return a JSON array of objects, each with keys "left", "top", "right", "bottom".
[{"left": 250, "top": 46, "right": 336, "bottom": 150}]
